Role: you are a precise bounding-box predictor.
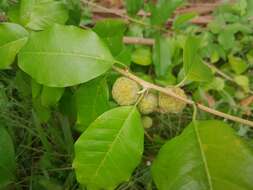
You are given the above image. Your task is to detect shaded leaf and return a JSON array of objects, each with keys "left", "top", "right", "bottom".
[
  {"left": 73, "top": 106, "right": 144, "bottom": 190},
  {"left": 18, "top": 24, "right": 114, "bottom": 87},
  {"left": 0, "top": 22, "right": 28, "bottom": 69},
  {"left": 0, "top": 126, "right": 16, "bottom": 189},
  {"left": 41, "top": 86, "right": 64, "bottom": 107},
  {"left": 75, "top": 76, "right": 110, "bottom": 131},
  {"left": 152, "top": 120, "right": 253, "bottom": 190}
]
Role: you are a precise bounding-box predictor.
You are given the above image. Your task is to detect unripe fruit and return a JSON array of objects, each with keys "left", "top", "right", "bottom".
[
  {"left": 158, "top": 87, "right": 187, "bottom": 114},
  {"left": 138, "top": 92, "right": 158, "bottom": 114},
  {"left": 142, "top": 116, "right": 153, "bottom": 129},
  {"left": 112, "top": 77, "right": 141, "bottom": 106}
]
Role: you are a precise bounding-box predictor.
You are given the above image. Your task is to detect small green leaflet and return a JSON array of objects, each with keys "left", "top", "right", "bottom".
[
  {"left": 73, "top": 106, "right": 144, "bottom": 190},
  {"left": 152, "top": 120, "right": 253, "bottom": 190}
]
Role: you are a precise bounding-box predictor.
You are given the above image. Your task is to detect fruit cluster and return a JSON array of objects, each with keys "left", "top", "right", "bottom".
[{"left": 112, "top": 77, "right": 187, "bottom": 127}]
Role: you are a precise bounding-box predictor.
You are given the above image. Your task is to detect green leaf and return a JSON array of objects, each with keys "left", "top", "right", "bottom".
[
  {"left": 32, "top": 97, "right": 51, "bottom": 123},
  {"left": 41, "top": 86, "right": 64, "bottom": 107},
  {"left": 115, "top": 45, "right": 132, "bottom": 66},
  {"left": 153, "top": 36, "right": 172, "bottom": 77},
  {"left": 75, "top": 76, "right": 110, "bottom": 131},
  {"left": 183, "top": 36, "right": 213, "bottom": 82},
  {"left": 73, "top": 106, "right": 144, "bottom": 190},
  {"left": 0, "top": 22, "right": 28, "bottom": 69},
  {"left": 150, "top": 0, "right": 183, "bottom": 25},
  {"left": 20, "top": 0, "right": 69, "bottom": 30},
  {"left": 228, "top": 55, "right": 248, "bottom": 74},
  {"left": 203, "top": 77, "right": 225, "bottom": 91},
  {"left": 152, "top": 120, "right": 253, "bottom": 190},
  {"left": 93, "top": 19, "right": 126, "bottom": 56},
  {"left": 125, "top": 0, "right": 143, "bottom": 15},
  {"left": 18, "top": 24, "right": 114, "bottom": 87},
  {"left": 246, "top": 0, "right": 253, "bottom": 17},
  {"left": 218, "top": 30, "right": 235, "bottom": 51},
  {"left": 234, "top": 75, "right": 249, "bottom": 92},
  {"left": 173, "top": 12, "right": 198, "bottom": 30},
  {"left": 31, "top": 79, "right": 42, "bottom": 99},
  {"left": 132, "top": 47, "right": 152, "bottom": 66},
  {"left": 14, "top": 70, "right": 31, "bottom": 98},
  {"left": 0, "top": 126, "right": 16, "bottom": 189}
]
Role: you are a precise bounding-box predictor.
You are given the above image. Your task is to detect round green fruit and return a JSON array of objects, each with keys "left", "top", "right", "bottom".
[
  {"left": 158, "top": 87, "right": 187, "bottom": 114},
  {"left": 142, "top": 116, "right": 153, "bottom": 129},
  {"left": 138, "top": 92, "right": 158, "bottom": 114},
  {"left": 112, "top": 77, "right": 141, "bottom": 106}
]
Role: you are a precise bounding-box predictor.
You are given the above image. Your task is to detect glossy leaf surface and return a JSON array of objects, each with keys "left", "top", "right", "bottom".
[
  {"left": 152, "top": 120, "right": 253, "bottom": 190},
  {"left": 18, "top": 24, "right": 114, "bottom": 87},
  {"left": 73, "top": 106, "right": 144, "bottom": 190}
]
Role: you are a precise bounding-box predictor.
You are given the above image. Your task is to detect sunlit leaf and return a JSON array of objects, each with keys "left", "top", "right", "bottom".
[
  {"left": 73, "top": 106, "right": 144, "bottom": 190},
  {"left": 18, "top": 24, "right": 114, "bottom": 87},
  {"left": 152, "top": 120, "right": 253, "bottom": 190}
]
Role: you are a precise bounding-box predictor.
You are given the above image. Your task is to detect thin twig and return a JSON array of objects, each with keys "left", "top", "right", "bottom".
[
  {"left": 123, "top": 36, "right": 155, "bottom": 46},
  {"left": 203, "top": 61, "right": 233, "bottom": 81},
  {"left": 112, "top": 65, "right": 253, "bottom": 127}
]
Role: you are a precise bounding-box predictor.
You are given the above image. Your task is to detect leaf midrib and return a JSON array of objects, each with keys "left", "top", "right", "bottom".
[
  {"left": 90, "top": 107, "right": 136, "bottom": 182},
  {"left": 20, "top": 51, "right": 114, "bottom": 63},
  {"left": 193, "top": 122, "right": 213, "bottom": 190}
]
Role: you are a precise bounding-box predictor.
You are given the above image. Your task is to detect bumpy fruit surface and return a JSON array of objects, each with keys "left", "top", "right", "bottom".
[
  {"left": 138, "top": 92, "right": 158, "bottom": 114},
  {"left": 158, "top": 87, "right": 187, "bottom": 113},
  {"left": 112, "top": 77, "right": 141, "bottom": 106},
  {"left": 142, "top": 116, "right": 153, "bottom": 129}
]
